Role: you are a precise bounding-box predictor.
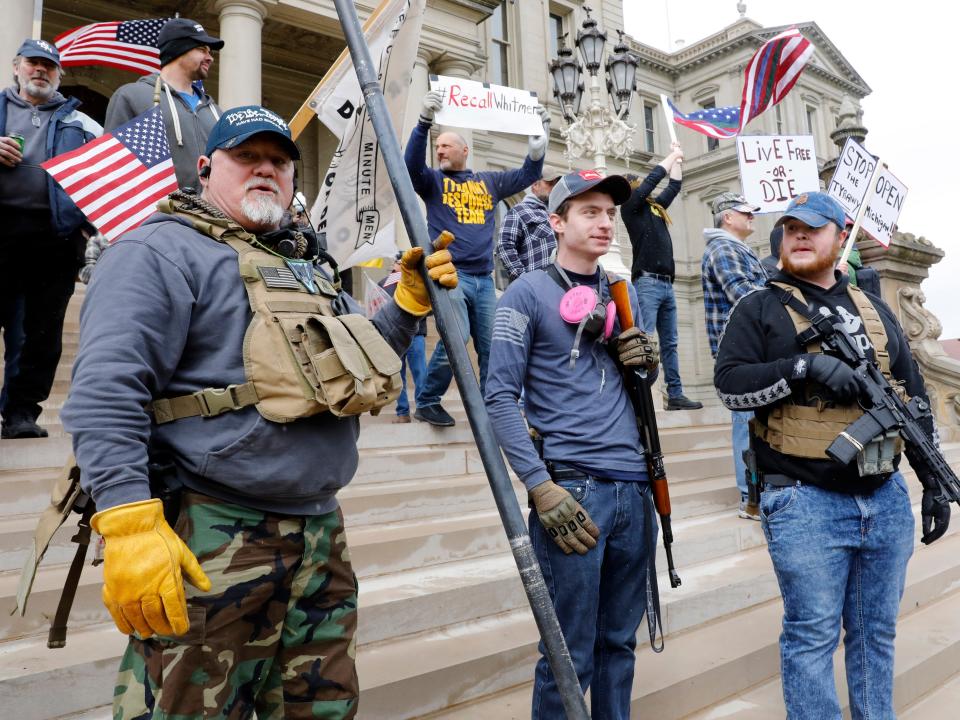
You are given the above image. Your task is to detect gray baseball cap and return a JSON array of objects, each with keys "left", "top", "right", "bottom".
[
  {"left": 547, "top": 169, "right": 632, "bottom": 214},
  {"left": 712, "top": 191, "right": 760, "bottom": 214}
]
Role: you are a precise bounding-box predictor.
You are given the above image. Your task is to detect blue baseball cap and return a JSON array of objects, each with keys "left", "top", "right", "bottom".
[
  {"left": 547, "top": 169, "right": 632, "bottom": 214},
  {"left": 775, "top": 191, "right": 847, "bottom": 229},
  {"left": 16, "top": 39, "right": 61, "bottom": 68},
  {"left": 204, "top": 105, "right": 300, "bottom": 160}
]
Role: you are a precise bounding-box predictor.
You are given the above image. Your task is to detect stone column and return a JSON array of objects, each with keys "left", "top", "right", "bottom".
[
  {"left": 394, "top": 51, "right": 432, "bottom": 252},
  {"left": 432, "top": 57, "right": 476, "bottom": 154},
  {"left": 2, "top": 0, "right": 36, "bottom": 68},
  {"left": 215, "top": 0, "right": 267, "bottom": 109}
]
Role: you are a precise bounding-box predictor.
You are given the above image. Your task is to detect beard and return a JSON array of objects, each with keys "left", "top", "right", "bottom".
[
  {"left": 781, "top": 246, "right": 838, "bottom": 279},
  {"left": 240, "top": 178, "right": 284, "bottom": 228},
  {"left": 24, "top": 78, "right": 56, "bottom": 102}
]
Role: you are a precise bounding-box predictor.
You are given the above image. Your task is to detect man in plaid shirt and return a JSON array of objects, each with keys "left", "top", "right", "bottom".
[
  {"left": 701, "top": 191, "right": 768, "bottom": 520},
  {"left": 495, "top": 169, "right": 562, "bottom": 281}
]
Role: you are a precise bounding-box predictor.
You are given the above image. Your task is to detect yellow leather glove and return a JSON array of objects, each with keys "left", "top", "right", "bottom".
[
  {"left": 529, "top": 480, "right": 600, "bottom": 555},
  {"left": 616, "top": 327, "right": 659, "bottom": 372},
  {"left": 91, "top": 498, "right": 211, "bottom": 638},
  {"left": 393, "top": 231, "right": 458, "bottom": 316}
]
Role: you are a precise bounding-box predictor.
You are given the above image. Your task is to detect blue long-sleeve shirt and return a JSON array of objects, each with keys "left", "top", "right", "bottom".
[
  {"left": 404, "top": 120, "right": 542, "bottom": 275},
  {"left": 484, "top": 268, "right": 648, "bottom": 490}
]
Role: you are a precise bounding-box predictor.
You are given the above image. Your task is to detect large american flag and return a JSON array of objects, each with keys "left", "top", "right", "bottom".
[
  {"left": 42, "top": 107, "right": 178, "bottom": 242},
  {"left": 667, "top": 28, "right": 813, "bottom": 139},
  {"left": 54, "top": 18, "right": 169, "bottom": 75}
]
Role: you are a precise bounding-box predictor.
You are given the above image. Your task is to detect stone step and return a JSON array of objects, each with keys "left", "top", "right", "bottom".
[
  {"left": 417, "top": 530, "right": 960, "bottom": 720},
  {"left": 682, "top": 586, "right": 960, "bottom": 719}
]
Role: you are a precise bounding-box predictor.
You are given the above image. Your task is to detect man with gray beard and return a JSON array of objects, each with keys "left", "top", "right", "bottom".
[
  {"left": 61, "top": 105, "right": 458, "bottom": 718},
  {"left": 0, "top": 39, "right": 101, "bottom": 438}
]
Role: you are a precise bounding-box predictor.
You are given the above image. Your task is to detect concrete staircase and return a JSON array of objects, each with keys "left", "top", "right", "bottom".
[{"left": 2, "top": 286, "right": 960, "bottom": 719}]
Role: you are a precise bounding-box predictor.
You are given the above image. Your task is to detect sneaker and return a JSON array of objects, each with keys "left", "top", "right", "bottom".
[
  {"left": 665, "top": 395, "right": 704, "bottom": 411},
  {"left": 414, "top": 405, "right": 456, "bottom": 427},
  {"left": 738, "top": 498, "right": 760, "bottom": 521},
  {"left": 1, "top": 416, "right": 49, "bottom": 439},
  {"left": 392, "top": 414, "right": 412, "bottom": 424}
]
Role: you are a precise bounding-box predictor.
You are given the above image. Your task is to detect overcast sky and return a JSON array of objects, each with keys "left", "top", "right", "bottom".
[{"left": 623, "top": 0, "right": 959, "bottom": 339}]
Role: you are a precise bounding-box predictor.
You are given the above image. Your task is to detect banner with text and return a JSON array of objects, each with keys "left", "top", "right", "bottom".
[
  {"left": 429, "top": 74, "right": 543, "bottom": 135},
  {"left": 736, "top": 135, "right": 820, "bottom": 213},
  {"left": 827, "top": 137, "right": 907, "bottom": 247}
]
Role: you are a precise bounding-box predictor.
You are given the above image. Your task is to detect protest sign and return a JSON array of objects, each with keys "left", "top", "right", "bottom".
[
  {"left": 828, "top": 137, "right": 907, "bottom": 247},
  {"left": 429, "top": 74, "right": 543, "bottom": 135},
  {"left": 736, "top": 135, "right": 820, "bottom": 213}
]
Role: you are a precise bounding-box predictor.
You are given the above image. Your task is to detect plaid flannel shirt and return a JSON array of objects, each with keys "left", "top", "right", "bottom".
[
  {"left": 701, "top": 229, "right": 768, "bottom": 357},
  {"left": 495, "top": 194, "right": 556, "bottom": 281}
]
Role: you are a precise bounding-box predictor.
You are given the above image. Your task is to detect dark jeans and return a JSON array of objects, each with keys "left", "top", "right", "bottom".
[
  {"left": 0, "top": 231, "right": 78, "bottom": 422},
  {"left": 634, "top": 276, "right": 683, "bottom": 398},
  {"left": 396, "top": 334, "right": 426, "bottom": 416},
  {"left": 530, "top": 477, "right": 657, "bottom": 719},
  {"left": 0, "top": 294, "right": 25, "bottom": 414}
]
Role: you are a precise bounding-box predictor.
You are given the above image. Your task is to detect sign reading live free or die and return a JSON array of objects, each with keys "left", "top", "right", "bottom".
[{"left": 736, "top": 135, "right": 821, "bottom": 214}]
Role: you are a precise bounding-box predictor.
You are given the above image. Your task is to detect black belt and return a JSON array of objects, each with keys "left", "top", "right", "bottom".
[
  {"left": 763, "top": 474, "right": 798, "bottom": 488},
  {"left": 545, "top": 460, "right": 592, "bottom": 481},
  {"left": 637, "top": 270, "right": 673, "bottom": 283}
]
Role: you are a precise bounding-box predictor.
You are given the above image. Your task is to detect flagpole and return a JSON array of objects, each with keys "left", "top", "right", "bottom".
[
  {"left": 839, "top": 159, "right": 883, "bottom": 266},
  {"left": 288, "top": 0, "right": 392, "bottom": 140},
  {"left": 330, "top": 1, "right": 590, "bottom": 717},
  {"left": 660, "top": 94, "right": 678, "bottom": 145}
]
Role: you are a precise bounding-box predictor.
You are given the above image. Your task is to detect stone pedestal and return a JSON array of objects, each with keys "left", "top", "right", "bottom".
[{"left": 215, "top": 0, "right": 268, "bottom": 109}]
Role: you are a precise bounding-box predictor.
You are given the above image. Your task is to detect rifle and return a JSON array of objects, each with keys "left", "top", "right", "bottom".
[
  {"left": 783, "top": 293, "right": 960, "bottom": 504},
  {"left": 609, "top": 279, "right": 681, "bottom": 588}
]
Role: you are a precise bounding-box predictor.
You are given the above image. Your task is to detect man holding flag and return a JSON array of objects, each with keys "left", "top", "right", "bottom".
[{"left": 0, "top": 39, "right": 101, "bottom": 439}]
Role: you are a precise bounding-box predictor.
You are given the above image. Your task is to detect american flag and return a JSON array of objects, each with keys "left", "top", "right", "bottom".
[
  {"left": 667, "top": 28, "right": 813, "bottom": 140},
  {"left": 54, "top": 18, "right": 169, "bottom": 75},
  {"left": 42, "top": 107, "right": 178, "bottom": 243}
]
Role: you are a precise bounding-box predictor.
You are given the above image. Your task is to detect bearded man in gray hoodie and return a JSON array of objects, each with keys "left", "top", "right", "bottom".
[{"left": 105, "top": 18, "right": 223, "bottom": 190}]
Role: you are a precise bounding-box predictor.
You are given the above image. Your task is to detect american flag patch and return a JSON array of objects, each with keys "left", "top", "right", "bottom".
[
  {"left": 492, "top": 307, "right": 529, "bottom": 347},
  {"left": 258, "top": 265, "right": 301, "bottom": 290}
]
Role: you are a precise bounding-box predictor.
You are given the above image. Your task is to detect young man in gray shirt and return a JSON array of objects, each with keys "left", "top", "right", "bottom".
[{"left": 485, "top": 169, "right": 661, "bottom": 718}]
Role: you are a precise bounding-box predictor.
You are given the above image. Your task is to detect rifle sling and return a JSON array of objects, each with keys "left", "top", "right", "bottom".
[{"left": 47, "top": 502, "right": 95, "bottom": 649}]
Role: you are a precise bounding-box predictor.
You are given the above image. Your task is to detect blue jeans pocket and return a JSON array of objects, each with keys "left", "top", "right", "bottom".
[
  {"left": 890, "top": 472, "right": 911, "bottom": 498},
  {"left": 760, "top": 485, "right": 797, "bottom": 520},
  {"left": 555, "top": 478, "right": 590, "bottom": 505}
]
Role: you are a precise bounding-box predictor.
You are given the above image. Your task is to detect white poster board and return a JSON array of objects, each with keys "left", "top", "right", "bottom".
[
  {"left": 736, "top": 135, "right": 820, "bottom": 213},
  {"left": 429, "top": 74, "right": 543, "bottom": 135},
  {"left": 827, "top": 137, "right": 908, "bottom": 247}
]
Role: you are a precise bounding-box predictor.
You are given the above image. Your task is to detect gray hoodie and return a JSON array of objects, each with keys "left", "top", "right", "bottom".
[
  {"left": 61, "top": 212, "right": 420, "bottom": 515},
  {"left": 105, "top": 73, "right": 220, "bottom": 190}
]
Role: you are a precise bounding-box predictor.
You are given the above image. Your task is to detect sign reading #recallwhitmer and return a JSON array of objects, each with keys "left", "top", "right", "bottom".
[{"left": 429, "top": 74, "right": 544, "bottom": 136}]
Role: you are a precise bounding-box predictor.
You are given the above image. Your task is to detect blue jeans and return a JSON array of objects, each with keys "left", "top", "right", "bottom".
[
  {"left": 634, "top": 276, "right": 682, "bottom": 398},
  {"left": 530, "top": 478, "right": 657, "bottom": 720},
  {"left": 761, "top": 474, "right": 915, "bottom": 719},
  {"left": 732, "top": 410, "right": 753, "bottom": 497},
  {"left": 396, "top": 334, "right": 426, "bottom": 416},
  {"left": 416, "top": 271, "right": 495, "bottom": 407}
]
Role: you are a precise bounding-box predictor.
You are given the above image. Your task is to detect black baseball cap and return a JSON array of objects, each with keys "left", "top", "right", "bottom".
[
  {"left": 547, "top": 169, "right": 632, "bottom": 214},
  {"left": 16, "top": 39, "right": 61, "bottom": 68},
  {"left": 205, "top": 105, "right": 300, "bottom": 160},
  {"left": 158, "top": 18, "right": 224, "bottom": 66}
]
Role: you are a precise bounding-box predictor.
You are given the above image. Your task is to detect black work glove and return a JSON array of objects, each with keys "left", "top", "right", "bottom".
[
  {"left": 921, "top": 487, "right": 950, "bottom": 545},
  {"left": 792, "top": 354, "right": 866, "bottom": 403}
]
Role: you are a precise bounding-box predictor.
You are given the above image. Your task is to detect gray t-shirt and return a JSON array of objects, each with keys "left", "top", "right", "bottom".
[
  {"left": 484, "top": 267, "right": 648, "bottom": 490},
  {"left": 1, "top": 87, "right": 58, "bottom": 210}
]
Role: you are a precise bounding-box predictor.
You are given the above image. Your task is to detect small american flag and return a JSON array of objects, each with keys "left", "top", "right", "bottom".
[
  {"left": 667, "top": 28, "right": 813, "bottom": 140},
  {"left": 42, "top": 107, "right": 178, "bottom": 243},
  {"left": 54, "top": 18, "right": 169, "bottom": 75}
]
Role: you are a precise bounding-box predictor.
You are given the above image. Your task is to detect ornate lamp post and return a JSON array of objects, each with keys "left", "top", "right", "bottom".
[{"left": 548, "top": 6, "right": 639, "bottom": 274}]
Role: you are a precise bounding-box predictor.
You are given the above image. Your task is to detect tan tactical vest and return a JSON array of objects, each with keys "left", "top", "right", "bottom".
[
  {"left": 149, "top": 198, "right": 402, "bottom": 423},
  {"left": 751, "top": 281, "right": 903, "bottom": 459}
]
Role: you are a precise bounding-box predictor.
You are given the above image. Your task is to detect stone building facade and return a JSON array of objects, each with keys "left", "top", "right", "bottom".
[{"left": 4, "top": 0, "right": 957, "bottom": 428}]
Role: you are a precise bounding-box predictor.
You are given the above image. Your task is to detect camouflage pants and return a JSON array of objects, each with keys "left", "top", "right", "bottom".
[{"left": 113, "top": 491, "right": 358, "bottom": 720}]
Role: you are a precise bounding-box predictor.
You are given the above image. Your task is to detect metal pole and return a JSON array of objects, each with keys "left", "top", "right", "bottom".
[{"left": 330, "top": 1, "right": 590, "bottom": 717}]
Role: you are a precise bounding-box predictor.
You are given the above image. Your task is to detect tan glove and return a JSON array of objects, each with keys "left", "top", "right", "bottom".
[
  {"left": 617, "top": 327, "right": 659, "bottom": 372},
  {"left": 530, "top": 480, "right": 600, "bottom": 555},
  {"left": 91, "top": 498, "right": 211, "bottom": 638},
  {"left": 393, "top": 231, "right": 458, "bottom": 316}
]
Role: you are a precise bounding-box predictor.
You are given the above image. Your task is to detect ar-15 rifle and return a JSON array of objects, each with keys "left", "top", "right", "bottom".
[
  {"left": 784, "top": 294, "right": 960, "bottom": 505},
  {"left": 610, "top": 279, "right": 681, "bottom": 588}
]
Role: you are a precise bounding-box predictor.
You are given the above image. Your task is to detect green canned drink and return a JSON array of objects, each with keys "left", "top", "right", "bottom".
[{"left": 9, "top": 133, "right": 24, "bottom": 153}]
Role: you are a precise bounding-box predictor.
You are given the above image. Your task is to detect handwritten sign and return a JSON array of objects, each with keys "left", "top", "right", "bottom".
[
  {"left": 736, "top": 135, "right": 821, "bottom": 213},
  {"left": 827, "top": 137, "right": 907, "bottom": 247},
  {"left": 429, "top": 74, "right": 543, "bottom": 136}
]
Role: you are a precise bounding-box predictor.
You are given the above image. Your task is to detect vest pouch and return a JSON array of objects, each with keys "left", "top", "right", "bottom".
[{"left": 300, "top": 314, "right": 402, "bottom": 417}]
